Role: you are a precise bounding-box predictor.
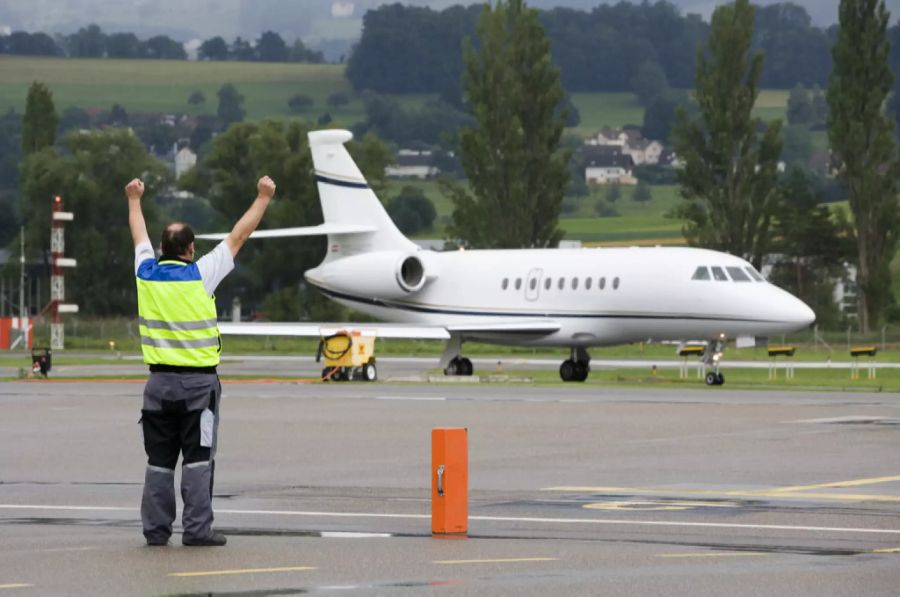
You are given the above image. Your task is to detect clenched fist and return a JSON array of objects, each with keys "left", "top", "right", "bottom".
[
  {"left": 257, "top": 176, "right": 276, "bottom": 200},
  {"left": 125, "top": 178, "right": 144, "bottom": 201}
]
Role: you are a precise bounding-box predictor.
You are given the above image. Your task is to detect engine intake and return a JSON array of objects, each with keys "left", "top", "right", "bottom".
[{"left": 397, "top": 255, "right": 426, "bottom": 292}]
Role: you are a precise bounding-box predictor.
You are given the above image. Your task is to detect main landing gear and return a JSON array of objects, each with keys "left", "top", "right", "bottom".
[
  {"left": 560, "top": 347, "right": 590, "bottom": 382},
  {"left": 444, "top": 356, "right": 474, "bottom": 376},
  {"left": 703, "top": 339, "right": 725, "bottom": 386},
  {"left": 441, "top": 334, "right": 474, "bottom": 376}
]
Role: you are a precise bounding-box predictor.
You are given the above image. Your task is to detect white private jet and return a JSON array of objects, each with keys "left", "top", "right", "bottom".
[{"left": 200, "top": 129, "right": 815, "bottom": 384}]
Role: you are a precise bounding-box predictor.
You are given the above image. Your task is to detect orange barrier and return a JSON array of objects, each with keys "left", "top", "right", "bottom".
[{"left": 432, "top": 427, "right": 468, "bottom": 536}]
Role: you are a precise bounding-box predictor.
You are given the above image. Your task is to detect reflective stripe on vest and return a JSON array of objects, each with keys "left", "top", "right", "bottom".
[{"left": 136, "top": 259, "right": 220, "bottom": 367}]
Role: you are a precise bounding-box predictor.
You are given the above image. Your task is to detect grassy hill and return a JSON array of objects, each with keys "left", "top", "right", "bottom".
[
  {"left": 2, "top": 56, "right": 800, "bottom": 246},
  {"left": 0, "top": 56, "right": 790, "bottom": 131},
  {"left": 0, "top": 56, "right": 365, "bottom": 124}
]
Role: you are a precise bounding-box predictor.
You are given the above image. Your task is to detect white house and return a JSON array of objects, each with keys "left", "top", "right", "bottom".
[
  {"left": 584, "top": 145, "right": 637, "bottom": 185},
  {"left": 174, "top": 147, "right": 197, "bottom": 180},
  {"left": 385, "top": 149, "right": 439, "bottom": 179},
  {"left": 624, "top": 139, "right": 664, "bottom": 166}
]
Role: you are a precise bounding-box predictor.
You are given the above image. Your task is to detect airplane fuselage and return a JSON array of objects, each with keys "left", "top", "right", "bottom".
[{"left": 305, "top": 245, "right": 814, "bottom": 348}]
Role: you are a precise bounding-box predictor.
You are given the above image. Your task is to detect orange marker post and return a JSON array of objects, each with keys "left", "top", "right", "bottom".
[{"left": 431, "top": 427, "right": 468, "bottom": 536}]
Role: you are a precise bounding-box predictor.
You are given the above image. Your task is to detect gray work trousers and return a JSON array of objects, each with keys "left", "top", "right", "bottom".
[{"left": 140, "top": 372, "right": 221, "bottom": 544}]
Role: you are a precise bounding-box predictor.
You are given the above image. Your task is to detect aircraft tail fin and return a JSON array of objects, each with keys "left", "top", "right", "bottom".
[{"left": 308, "top": 129, "right": 416, "bottom": 259}]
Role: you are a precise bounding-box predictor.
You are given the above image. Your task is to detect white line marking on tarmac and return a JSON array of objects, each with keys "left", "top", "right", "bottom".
[
  {"left": 169, "top": 566, "right": 317, "bottom": 578},
  {"left": 435, "top": 557, "right": 559, "bottom": 565},
  {"left": 320, "top": 532, "right": 392, "bottom": 538},
  {"left": 0, "top": 584, "right": 33, "bottom": 589},
  {"left": 375, "top": 396, "right": 446, "bottom": 401},
  {"left": 4, "top": 503, "right": 900, "bottom": 536}
]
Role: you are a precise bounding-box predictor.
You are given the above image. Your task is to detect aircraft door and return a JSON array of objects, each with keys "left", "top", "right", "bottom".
[{"left": 525, "top": 268, "right": 543, "bottom": 301}]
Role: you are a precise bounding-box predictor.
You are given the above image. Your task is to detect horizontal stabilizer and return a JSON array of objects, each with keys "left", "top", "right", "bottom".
[
  {"left": 218, "top": 322, "right": 451, "bottom": 340},
  {"left": 197, "top": 223, "right": 376, "bottom": 241}
]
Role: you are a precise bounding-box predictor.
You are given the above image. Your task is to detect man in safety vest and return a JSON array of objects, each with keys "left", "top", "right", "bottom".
[{"left": 127, "top": 175, "right": 275, "bottom": 546}]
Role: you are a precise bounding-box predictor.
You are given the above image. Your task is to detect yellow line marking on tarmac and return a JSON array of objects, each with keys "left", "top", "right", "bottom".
[
  {"left": 872, "top": 547, "right": 900, "bottom": 553},
  {"left": 543, "top": 486, "right": 900, "bottom": 502},
  {"left": 169, "top": 566, "right": 317, "bottom": 578},
  {"left": 658, "top": 552, "right": 767, "bottom": 559},
  {"left": 434, "top": 558, "right": 559, "bottom": 565},
  {"left": 755, "top": 475, "right": 900, "bottom": 494},
  {"left": 0, "top": 584, "right": 33, "bottom": 589}
]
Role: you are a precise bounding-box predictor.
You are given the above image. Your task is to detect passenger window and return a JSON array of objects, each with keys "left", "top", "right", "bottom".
[
  {"left": 745, "top": 266, "right": 764, "bottom": 282},
  {"left": 711, "top": 266, "right": 729, "bottom": 281},
  {"left": 558, "top": 277, "right": 565, "bottom": 290},
  {"left": 691, "top": 266, "right": 711, "bottom": 281},
  {"left": 502, "top": 278, "right": 509, "bottom": 290},
  {"left": 544, "top": 277, "right": 551, "bottom": 290},
  {"left": 515, "top": 278, "right": 522, "bottom": 290},
  {"left": 585, "top": 277, "right": 593, "bottom": 290},
  {"left": 529, "top": 278, "right": 537, "bottom": 290},
  {"left": 572, "top": 278, "right": 579, "bottom": 290},
  {"left": 726, "top": 266, "right": 751, "bottom": 282},
  {"left": 599, "top": 277, "right": 606, "bottom": 290},
  {"left": 613, "top": 277, "right": 620, "bottom": 289}
]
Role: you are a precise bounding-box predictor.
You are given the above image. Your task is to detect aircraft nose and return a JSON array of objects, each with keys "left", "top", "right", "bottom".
[{"left": 790, "top": 297, "right": 816, "bottom": 328}]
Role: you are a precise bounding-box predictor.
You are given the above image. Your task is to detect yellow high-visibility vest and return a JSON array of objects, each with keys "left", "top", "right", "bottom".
[{"left": 136, "top": 259, "right": 220, "bottom": 367}]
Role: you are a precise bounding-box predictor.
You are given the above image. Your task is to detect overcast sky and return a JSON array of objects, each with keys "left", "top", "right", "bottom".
[{"left": 2, "top": 0, "right": 899, "bottom": 42}]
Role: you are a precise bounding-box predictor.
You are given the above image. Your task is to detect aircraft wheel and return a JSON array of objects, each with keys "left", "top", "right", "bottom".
[
  {"left": 705, "top": 372, "right": 718, "bottom": 386},
  {"left": 460, "top": 357, "right": 474, "bottom": 376},
  {"left": 716, "top": 372, "right": 724, "bottom": 385},
  {"left": 444, "top": 357, "right": 460, "bottom": 376},
  {"left": 363, "top": 362, "right": 378, "bottom": 382},
  {"left": 573, "top": 362, "right": 589, "bottom": 382},
  {"left": 560, "top": 360, "right": 576, "bottom": 382}
]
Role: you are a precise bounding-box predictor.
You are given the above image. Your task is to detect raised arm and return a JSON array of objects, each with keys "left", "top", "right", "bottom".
[
  {"left": 225, "top": 176, "right": 276, "bottom": 258},
  {"left": 126, "top": 178, "right": 149, "bottom": 248}
]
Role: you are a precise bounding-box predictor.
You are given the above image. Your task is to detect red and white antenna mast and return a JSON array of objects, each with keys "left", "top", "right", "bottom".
[{"left": 50, "top": 195, "right": 78, "bottom": 349}]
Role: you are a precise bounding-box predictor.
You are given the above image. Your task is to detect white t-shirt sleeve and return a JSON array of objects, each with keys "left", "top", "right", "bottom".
[
  {"left": 196, "top": 241, "right": 235, "bottom": 296},
  {"left": 134, "top": 241, "right": 155, "bottom": 274}
]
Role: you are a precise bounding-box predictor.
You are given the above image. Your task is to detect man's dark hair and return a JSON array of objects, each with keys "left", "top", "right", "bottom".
[{"left": 160, "top": 222, "right": 195, "bottom": 258}]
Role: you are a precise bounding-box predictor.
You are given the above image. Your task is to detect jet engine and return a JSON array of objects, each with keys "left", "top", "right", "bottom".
[{"left": 317, "top": 251, "right": 438, "bottom": 299}]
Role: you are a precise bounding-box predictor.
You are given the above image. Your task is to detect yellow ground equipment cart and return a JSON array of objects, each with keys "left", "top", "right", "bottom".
[{"left": 317, "top": 330, "right": 377, "bottom": 382}]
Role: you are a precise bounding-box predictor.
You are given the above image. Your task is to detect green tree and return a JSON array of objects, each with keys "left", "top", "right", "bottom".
[
  {"left": 387, "top": 186, "right": 437, "bottom": 235},
  {"left": 188, "top": 91, "right": 205, "bottom": 105},
  {"left": 605, "top": 185, "right": 621, "bottom": 203},
  {"left": 827, "top": 0, "right": 899, "bottom": 333},
  {"left": 769, "top": 168, "right": 852, "bottom": 327},
  {"left": 199, "top": 36, "right": 229, "bottom": 61},
  {"left": 217, "top": 83, "right": 246, "bottom": 126},
  {"left": 786, "top": 84, "right": 814, "bottom": 125},
  {"left": 22, "top": 82, "right": 58, "bottom": 155},
  {"left": 347, "top": 133, "right": 393, "bottom": 196},
  {"left": 19, "top": 129, "right": 166, "bottom": 315},
  {"left": 445, "top": 0, "right": 570, "bottom": 248},
  {"left": 671, "top": 0, "right": 783, "bottom": 268},
  {"left": 287, "top": 94, "right": 314, "bottom": 112},
  {"left": 630, "top": 60, "right": 669, "bottom": 106},
  {"left": 632, "top": 181, "right": 652, "bottom": 205},
  {"left": 180, "top": 120, "right": 335, "bottom": 317},
  {"left": 257, "top": 31, "right": 289, "bottom": 62}
]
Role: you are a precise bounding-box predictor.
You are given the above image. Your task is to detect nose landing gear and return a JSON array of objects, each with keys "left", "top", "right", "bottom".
[{"left": 703, "top": 339, "right": 726, "bottom": 386}]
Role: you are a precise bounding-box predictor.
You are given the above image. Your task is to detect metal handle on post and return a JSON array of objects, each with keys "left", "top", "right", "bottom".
[{"left": 437, "top": 464, "right": 445, "bottom": 496}]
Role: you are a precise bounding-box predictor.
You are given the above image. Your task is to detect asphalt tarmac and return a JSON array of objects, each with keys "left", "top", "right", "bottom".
[{"left": 1, "top": 365, "right": 900, "bottom": 595}]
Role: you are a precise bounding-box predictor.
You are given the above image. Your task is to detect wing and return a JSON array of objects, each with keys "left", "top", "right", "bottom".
[
  {"left": 218, "top": 320, "right": 561, "bottom": 340},
  {"left": 196, "top": 223, "right": 376, "bottom": 241},
  {"left": 218, "top": 322, "right": 451, "bottom": 339}
]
